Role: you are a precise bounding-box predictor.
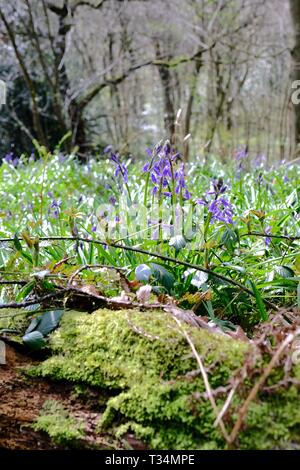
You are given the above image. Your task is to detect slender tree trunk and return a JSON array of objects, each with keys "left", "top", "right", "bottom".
[
  {"left": 155, "top": 42, "right": 175, "bottom": 144},
  {"left": 183, "top": 57, "right": 202, "bottom": 161},
  {"left": 289, "top": 0, "right": 300, "bottom": 147}
]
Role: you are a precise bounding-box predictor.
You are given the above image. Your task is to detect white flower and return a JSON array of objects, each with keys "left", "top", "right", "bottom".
[
  {"left": 183, "top": 269, "right": 208, "bottom": 288},
  {"left": 136, "top": 285, "right": 152, "bottom": 303}
]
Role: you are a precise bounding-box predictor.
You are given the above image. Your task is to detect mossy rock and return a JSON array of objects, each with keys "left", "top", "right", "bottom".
[{"left": 31, "top": 309, "right": 300, "bottom": 449}]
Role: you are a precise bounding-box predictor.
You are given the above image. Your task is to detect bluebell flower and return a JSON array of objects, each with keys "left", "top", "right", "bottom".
[
  {"left": 208, "top": 198, "right": 234, "bottom": 225},
  {"left": 143, "top": 141, "right": 190, "bottom": 200},
  {"left": 103, "top": 145, "right": 112, "bottom": 153},
  {"left": 265, "top": 226, "right": 272, "bottom": 247},
  {"left": 109, "top": 195, "right": 117, "bottom": 205},
  {"left": 196, "top": 198, "right": 207, "bottom": 206},
  {"left": 49, "top": 199, "right": 62, "bottom": 219},
  {"left": 50, "top": 199, "right": 62, "bottom": 209},
  {"left": 235, "top": 146, "right": 248, "bottom": 161},
  {"left": 3, "top": 152, "right": 19, "bottom": 168},
  {"left": 206, "top": 178, "right": 227, "bottom": 197},
  {"left": 110, "top": 152, "right": 128, "bottom": 184}
]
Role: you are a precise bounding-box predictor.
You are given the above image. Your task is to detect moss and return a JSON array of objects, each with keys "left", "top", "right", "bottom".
[
  {"left": 32, "top": 400, "right": 85, "bottom": 446},
  {"left": 31, "top": 309, "right": 300, "bottom": 449},
  {"left": 0, "top": 309, "right": 30, "bottom": 332}
]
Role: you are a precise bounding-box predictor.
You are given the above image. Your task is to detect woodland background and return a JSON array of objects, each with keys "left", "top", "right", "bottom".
[{"left": 0, "top": 0, "right": 300, "bottom": 163}]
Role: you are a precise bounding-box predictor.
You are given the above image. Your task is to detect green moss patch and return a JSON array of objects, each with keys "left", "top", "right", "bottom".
[
  {"left": 31, "top": 309, "right": 300, "bottom": 449},
  {"left": 33, "top": 400, "right": 85, "bottom": 446}
]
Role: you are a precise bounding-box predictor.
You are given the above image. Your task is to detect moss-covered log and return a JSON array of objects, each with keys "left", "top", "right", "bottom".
[{"left": 31, "top": 309, "right": 300, "bottom": 450}]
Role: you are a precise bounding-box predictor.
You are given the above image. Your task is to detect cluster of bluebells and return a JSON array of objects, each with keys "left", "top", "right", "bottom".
[
  {"left": 235, "top": 146, "right": 248, "bottom": 161},
  {"left": 48, "top": 198, "right": 62, "bottom": 219},
  {"left": 196, "top": 178, "right": 234, "bottom": 225},
  {"left": 3, "top": 152, "right": 20, "bottom": 168},
  {"left": 143, "top": 142, "right": 190, "bottom": 200},
  {"left": 265, "top": 226, "right": 272, "bottom": 247},
  {"left": 110, "top": 152, "right": 128, "bottom": 184}
]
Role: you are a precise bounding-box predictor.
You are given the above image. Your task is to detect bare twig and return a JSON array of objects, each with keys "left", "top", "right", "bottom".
[
  {"left": 0, "top": 288, "right": 69, "bottom": 310},
  {"left": 68, "top": 263, "right": 126, "bottom": 284},
  {"left": 240, "top": 232, "right": 300, "bottom": 241},
  {"left": 171, "top": 315, "right": 231, "bottom": 444},
  {"left": 228, "top": 327, "right": 300, "bottom": 445},
  {"left": 214, "top": 385, "right": 237, "bottom": 428}
]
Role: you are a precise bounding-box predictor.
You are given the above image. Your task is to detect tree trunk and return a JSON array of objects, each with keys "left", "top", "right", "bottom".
[
  {"left": 289, "top": 0, "right": 300, "bottom": 147},
  {"left": 155, "top": 42, "right": 175, "bottom": 144},
  {"left": 183, "top": 56, "right": 202, "bottom": 161}
]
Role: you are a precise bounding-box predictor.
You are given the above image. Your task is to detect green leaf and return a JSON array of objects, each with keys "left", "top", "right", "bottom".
[
  {"left": 13, "top": 233, "right": 33, "bottom": 264},
  {"left": 35, "top": 310, "right": 64, "bottom": 336},
  {"left": 135, "top": 264, "right": 152, "bottom": 282},
  {"left": 221, "top": 227, "right": 237, "bottom": 253},
  {"left": 25, "top": 316, "right": 42, "bottom": 335},
  {"left": 275, "top": 266, "right": 295, "bottom": 278},
  {"left": 169, "top": 235, "right": 187, "bottom": 251},
  {"left": 16, "top": 281, "right": 35, "bottom": 302},
  {"left": 249, "top": 280, "right": 268, "bottom": 321},
  {"left": 23, "top": 331, "right": 45, "bottom": 350},
  {"left": 151, "top": 263, "right": 175, "bottom": 292},
  {"left": 13, "top": 233, "right": 22, "bottom": 252}
]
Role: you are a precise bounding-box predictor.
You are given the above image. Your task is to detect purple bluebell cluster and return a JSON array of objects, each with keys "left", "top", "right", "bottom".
[
  {"left": 49, "top": 199, "right": 62, "bottom": 219},
  {"left": 196, "top": 178, "right": 234, "bottom": 225},
  {"left": 208, "top": 198, "right": 234, "bottom": 225},
  {"left": 110, "top": 153, "right": 128, "bottom": 183},
  {"left": 3, "top": 152, "right": 19, "bottom": 168},
  {"left": 143, "top": 141, "right": 190, "bottom": 199},
  {"left": 235, "top": 146, "right": 248, "bottom": 161},
  {"left": 265, "top": 226, "right": 272, "bottom": 247},
  {"left": 253, "top": 153, "right": 266, "bottom": 168}
]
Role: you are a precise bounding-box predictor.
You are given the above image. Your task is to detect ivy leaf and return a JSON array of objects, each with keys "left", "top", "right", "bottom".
[
  {"left": 135, "top": 264, "right": 152, "bottom": 282},
  {"left": 35, "top": 310, "right": 64, "bottom": 336},
  {"left": 275, "top": 266, "right": 295, "bottom": 278},
  {"left": 151, "top": 263, "right": 175, "bottom": 292},
  {"left": 25, "top": 316, "right": 42, "bottom": 335},
  {"left": 169, "top": 235, "right": 187, "bottom": 251},
  {"left": 221, "top": 227, "right": 237, "bottom": 253},
  {"left": 23, "top": 331, "right": 45, "bottom": 350}
]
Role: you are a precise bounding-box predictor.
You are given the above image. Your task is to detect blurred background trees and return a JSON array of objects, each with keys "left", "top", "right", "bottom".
[{"left": 0, "top": 0, "right": 296, "bottom": 162}]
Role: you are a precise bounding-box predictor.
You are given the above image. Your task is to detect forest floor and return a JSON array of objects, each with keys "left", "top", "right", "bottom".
[{"left": 0, "top": 343, "right": 145, "bottom": 450}]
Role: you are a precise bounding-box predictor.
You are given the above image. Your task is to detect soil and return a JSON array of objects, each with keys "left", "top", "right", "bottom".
[{"left": 0, "top": 342, "right": 145, "bottom": 450}]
